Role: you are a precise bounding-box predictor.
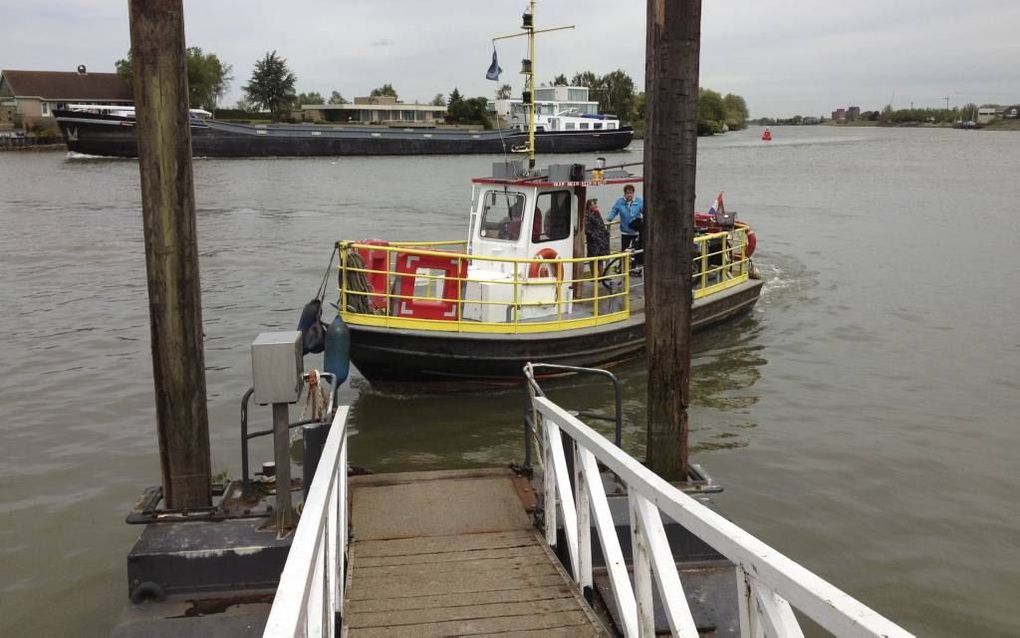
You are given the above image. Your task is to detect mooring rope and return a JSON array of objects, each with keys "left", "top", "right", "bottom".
[
  {"left": 301, "top": 369, "right": 328, "bottom": 422},
  {"left": 340, "top": 248, "right": 375, "bottom": 314}
]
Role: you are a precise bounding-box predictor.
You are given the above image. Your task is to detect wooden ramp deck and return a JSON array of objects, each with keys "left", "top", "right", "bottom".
[{"left": 345, "top": 468, "right": 608, "bottom": 637}]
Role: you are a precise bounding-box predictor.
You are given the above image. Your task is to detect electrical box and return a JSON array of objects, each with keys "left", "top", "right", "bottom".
[
  {"left": 251, "top": 331, "right": 303, "bottom": 405},
  {"left": 547, "top": 163, "right": 585, "bottom": 183}
]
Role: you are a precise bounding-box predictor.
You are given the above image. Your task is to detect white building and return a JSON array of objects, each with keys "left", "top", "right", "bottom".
[{"left": 489, "top": 85, "right": 623, "bottom": 132}]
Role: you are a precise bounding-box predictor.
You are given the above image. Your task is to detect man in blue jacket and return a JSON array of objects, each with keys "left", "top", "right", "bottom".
[{"left": 607, "top": 184, "right": 645, "bottom": 268}]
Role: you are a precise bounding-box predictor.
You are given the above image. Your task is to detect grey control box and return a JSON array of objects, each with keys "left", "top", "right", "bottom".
[{"left": 251, "top": 331, "right": 303, "bottom": 405}]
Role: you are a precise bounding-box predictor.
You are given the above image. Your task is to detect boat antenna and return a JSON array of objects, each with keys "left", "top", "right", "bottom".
[{"left": 492, "top": 1, "right": 573, "bottom": 172}]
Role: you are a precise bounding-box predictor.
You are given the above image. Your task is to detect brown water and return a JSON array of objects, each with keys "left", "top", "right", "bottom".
[{"left": 1, "top": 127, "right": 1018, "bottom": 636}]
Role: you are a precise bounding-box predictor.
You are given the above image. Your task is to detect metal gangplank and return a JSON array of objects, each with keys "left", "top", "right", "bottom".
[{"left": 264, "top": 392, "right": 915, "bottom": 638}]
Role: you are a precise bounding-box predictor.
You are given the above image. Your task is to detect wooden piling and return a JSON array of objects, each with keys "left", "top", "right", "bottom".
[
  {"left": 643, "top": 0, "right": 702, "bottom": 479},
  {"left": 129, "top": 0, "right": 212, "bottom": 509}
]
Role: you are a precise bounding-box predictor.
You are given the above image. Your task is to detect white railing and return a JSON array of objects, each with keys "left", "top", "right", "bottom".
[
  {"left": 263, "top": 406, "right": 349, "bottom": 638},
  {"left": 534, "top": 396, "right": 914, "bottom": 638}
]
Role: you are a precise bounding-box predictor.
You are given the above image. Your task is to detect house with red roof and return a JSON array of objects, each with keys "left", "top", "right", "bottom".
[{"left": 0, "top": 66, "right": 132, "bottom": 131}]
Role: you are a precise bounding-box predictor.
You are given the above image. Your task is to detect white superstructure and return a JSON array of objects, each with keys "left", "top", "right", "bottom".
[{"left": 490, "top": 85, "right": 623, "bottom": 132}]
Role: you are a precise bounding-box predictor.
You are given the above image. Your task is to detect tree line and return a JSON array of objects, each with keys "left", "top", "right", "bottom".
[{"left": 115, "top": 49, "right": 750, "bottom": 133}]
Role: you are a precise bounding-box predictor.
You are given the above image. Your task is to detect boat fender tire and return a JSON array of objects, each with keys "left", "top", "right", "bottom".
[
  {"left": 528, "top": 248, "right": 563, "bottom": 279},
  {"left": 130, "top": 581, "right": 167, "bottom": 604}
]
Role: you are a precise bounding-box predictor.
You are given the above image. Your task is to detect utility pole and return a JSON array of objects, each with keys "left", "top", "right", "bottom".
[
  {"left": 644, "top": 0, "right": 701, "bottom": 479},
  {"left": 129, "top": 0, "right": 212, "bottom": 509}
]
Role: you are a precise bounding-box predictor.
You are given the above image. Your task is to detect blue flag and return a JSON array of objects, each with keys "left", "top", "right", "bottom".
[{"left": 485, "top": 47, "right": 502, "bottom": 81}]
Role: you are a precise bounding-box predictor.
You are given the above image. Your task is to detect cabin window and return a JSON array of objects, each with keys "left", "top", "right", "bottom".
[
  {"left": 565, "top": 122, "right": 575, "bottom": 130},
  {"left": 533, "top": 191, "right": 573, "bottom": 243},
  {"left": 607, "top": 122, "right": 616, "bottom": 130},
  {"left": 579, "top": 122, "right": 589, "bottom": 130},
  {"left": 479, "top": 191, "right": 527, "bottom": 241},
  {"left": 593, "top": 122, "right": 602, "bottom": 130}
]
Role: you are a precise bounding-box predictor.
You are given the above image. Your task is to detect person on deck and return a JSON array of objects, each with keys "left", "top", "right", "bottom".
[
  {"left": 584, "top": 198, "right": 610, "bottom": 283},
  {"left": 584, "top": 198, "right": 610, "bottom": 259},
  {"left": 607, "top": 184, "right": 644, "bottom": 267}
]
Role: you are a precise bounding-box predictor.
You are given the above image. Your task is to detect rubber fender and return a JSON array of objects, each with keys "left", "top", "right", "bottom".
[
  {"left": 130, "top": 581, "right": 167, "bottom": 604},
  {"left": 324, "top": 314, "right": 351, "bottom": 384}
]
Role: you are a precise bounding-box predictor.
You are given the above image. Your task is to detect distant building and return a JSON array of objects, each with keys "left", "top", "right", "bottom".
[
  {"left": 0, "top": 67, "right": 132, "bottom": 130},
  {"left": 831, "top": 108, "right": 846, "bottom": 121},
  {"left": 1005, "top": 105, "right": 1019, "bottom": 119},
  {"left": 847, "top": 106, "right": 861, "bottom": 121},
  {"left": 977, "top": 107, "right": 997, "bottom": 124},
  {"left": 301, "top": 96, "right": 446, "bottom": 125}
]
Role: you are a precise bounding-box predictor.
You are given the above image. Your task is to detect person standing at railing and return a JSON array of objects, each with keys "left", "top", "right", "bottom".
[
  {"left": 607, "top": 184, "right": 644, "bottom": 270},
  {"left": 584, "top": 199, "right": 610, "bottom": 281}
]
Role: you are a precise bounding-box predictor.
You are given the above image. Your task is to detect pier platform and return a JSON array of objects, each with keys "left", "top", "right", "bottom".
[{"left": 345, "top": 467, "right": 608, "bottom": 636}]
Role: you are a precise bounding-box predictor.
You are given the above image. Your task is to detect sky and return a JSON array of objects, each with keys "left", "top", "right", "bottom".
[{"left": 2, "top": 0, "right": 1019, "bottom": 118}]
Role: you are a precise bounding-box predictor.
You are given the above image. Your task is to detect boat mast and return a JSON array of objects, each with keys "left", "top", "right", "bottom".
[
  {"left": 492, "top": 3, "right": 573, "bottom": 173},
  {"left": 527, "top": 0, "right": 536, "bottom": 170}
]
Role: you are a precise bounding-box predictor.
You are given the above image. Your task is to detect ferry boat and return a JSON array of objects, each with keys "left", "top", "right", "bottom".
[
  {"left": 318, "top": 5, "right": 763, "bottom": 385},
  {"left": 324, "top": 160, "right": 763, "bottom": 384}
]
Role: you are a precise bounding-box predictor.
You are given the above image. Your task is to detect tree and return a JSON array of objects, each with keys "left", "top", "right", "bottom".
[
  {"left": 446, "top": 93, "right": 492, "bottom": 128},
  {"left": 698, "top": 88, "right": 726, "bottom": 134},
  {"left": 552, "top": 74, "right": 567, "bottom": 86},
  {"left": 243, "top": 51, "right": 297, "bottom": 119},
  {"left": 600, "top": 69, "right": 636, "bottom": 122},
  {"left": 328, "top": 90, "right": 347, "bottom": 105},
  {"left": 570, "top": 71, "right": 599, "bottom": 88},
  {"left": 116, "top": 47, "right": 232, "bottom": 110},
  {"left": 294, "top": 91, "right": 324, "bottom": 106},
  {"left": 447, "top": 88, "right": 464, "bottom": 112},
  {"left": 430, "top": 93, "right": 446, "bottom": 107},
  {"left": 496, "top": 84, "right": 513, "bottom": 100},
  {"left": 370, "top": 83, "right": 398, "bottom": 100},
  {"left": 722, "top": 93, "right": 749, "bottom": 130}
]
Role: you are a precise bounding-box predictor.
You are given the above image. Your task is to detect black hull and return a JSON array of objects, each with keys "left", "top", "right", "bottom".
[
  {"left": 349, "top": 280, "right": 764, "bottom": 384},
  {"left": 54, "top": 111, "right": 633, "bottom": 158}
]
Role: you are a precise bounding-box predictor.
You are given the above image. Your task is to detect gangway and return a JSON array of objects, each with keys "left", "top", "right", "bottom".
[{"left": 264, "top": 367, "right": 915, "bottom": 637}]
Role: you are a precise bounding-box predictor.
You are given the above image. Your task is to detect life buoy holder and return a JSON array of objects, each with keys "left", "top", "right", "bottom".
[
  {"left": 393, "top": 251, "right": 466, "bottom": 321},
  {"left": 743, "top": 229, "right": 757, "bottom": 258},
  {"left": 528, "top": 248, "right": 563, "bottom": 280}
]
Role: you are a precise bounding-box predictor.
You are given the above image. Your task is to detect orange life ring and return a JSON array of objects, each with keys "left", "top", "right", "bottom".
[
  {"left": 744, "top": 229, "right": 757, "bottom": 258},
  {"left": 528, "top": 248, "right": 563, "bottom": 279}
]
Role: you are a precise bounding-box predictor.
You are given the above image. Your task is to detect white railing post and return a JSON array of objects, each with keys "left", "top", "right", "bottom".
[
  {"left": 749, "top": 575, "right": 804, "bottom": 638},
  {"left": 631, "top": 493, "right": 699, "bottom": 637},
  {"left": 337, "top": 431, "right": 347, "bottom": 627},
  {"left": 578, "top": 448, "right": 638, "bottom": 636},
  {"left": 735, "top": 566, "right": 754, "bottom": 638},
  {"left": 544, "top": 418, "right": 557, "bottom": 548},
  {"left": 629, "top": 493, "right": 655, "bottom": 637},
  {"left": 545, "top": 418, "right": 579, "bottom": 577},
  {"left": 574, "top": 444, "right": 592, "bottom": 592}
]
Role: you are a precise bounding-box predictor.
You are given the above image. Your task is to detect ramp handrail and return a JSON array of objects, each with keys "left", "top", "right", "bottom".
[
  {"left": 264, "top": 405, "right": 350, "bottom": 638},
  {"left": 532, "top": 394, "right": 914, "bottom": 638}
]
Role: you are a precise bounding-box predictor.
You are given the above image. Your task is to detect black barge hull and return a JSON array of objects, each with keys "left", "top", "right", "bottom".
[
  {"left": 349, "top": 279, "right": 764, "bottom": 384},
  {"left": 54, "top": 110, "right": 634, "bottom": 158}
]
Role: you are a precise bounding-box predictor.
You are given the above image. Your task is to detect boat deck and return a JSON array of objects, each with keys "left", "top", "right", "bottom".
[{"left": 345, "top": 468, "right": 608, "bottom": 636}]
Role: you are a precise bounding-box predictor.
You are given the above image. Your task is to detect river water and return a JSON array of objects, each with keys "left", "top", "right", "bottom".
[{"left": 1, "top": 126, "right": 1018, "bottom": 636}]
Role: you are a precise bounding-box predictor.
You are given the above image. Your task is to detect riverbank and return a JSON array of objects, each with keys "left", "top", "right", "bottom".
[
  {"left": 0, "top": 141, "right": 67, "bottom": 152},
  {"left": 824, "top": 119, "right": 1020, "bottom": 130}
]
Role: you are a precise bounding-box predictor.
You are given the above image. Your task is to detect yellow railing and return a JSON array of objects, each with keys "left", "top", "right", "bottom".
[
  {"left": 337, "top": 240, "right": 631, "bottom": 334},
  {"left": 335, "top": 227, "right": 751, "bottom": 334},
  {"left": 693, "top": 226, "right": 753, "bottom": 299}
]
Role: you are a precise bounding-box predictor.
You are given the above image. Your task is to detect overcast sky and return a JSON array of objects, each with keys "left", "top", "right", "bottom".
[{"left": 3, "top": 1, "right": 1019, "bottom": 117}]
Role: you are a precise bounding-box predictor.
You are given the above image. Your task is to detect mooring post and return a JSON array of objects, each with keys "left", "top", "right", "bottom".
[
  {"left": 644, "top": 0, "right": 701, "bottom": 479},
  {"left": 129, "top": 0, "right": 212, "bottom": 509}
]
